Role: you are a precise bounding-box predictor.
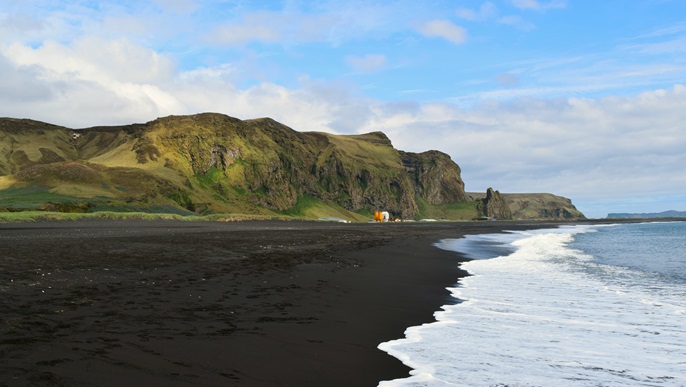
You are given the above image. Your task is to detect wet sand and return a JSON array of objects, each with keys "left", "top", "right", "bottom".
[{"left": 0, "top": 219, "right": 558, "bottom": 386}]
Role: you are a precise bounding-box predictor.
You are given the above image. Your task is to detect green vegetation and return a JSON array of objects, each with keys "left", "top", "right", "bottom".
[
  {"left": 0, "top": 211, "right": 288, "bottom": 223},
  {"left": 0, "top": 185, "right": 87, "bottom": 210},
  {"left": 89, "top": 203, "right": 195, "bottom": 215},
  {"left": 1, "top": 114, "right": 431, "bottom": 220},
  {"left": 327, "top": 135, "right": 396, "bottom": 165},
  {"left": 195, "top": 166, "right": 224, "bottom": 187},
  {"left": 280, "top": 195, "right": 369, "bottom": 222},
  {"left": 0, "top": 114, "right": 587, "bottom": 222},
  {"left": 166, "top": 191, "right": 195, "bottom": 211},
  {"left": 415, "top": 197, "right": 479, "bottom": 220}
]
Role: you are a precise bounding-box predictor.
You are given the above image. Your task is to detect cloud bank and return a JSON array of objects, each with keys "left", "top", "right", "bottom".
[{"left": 1, "top": 1, "right": 685, "bottom": 218}]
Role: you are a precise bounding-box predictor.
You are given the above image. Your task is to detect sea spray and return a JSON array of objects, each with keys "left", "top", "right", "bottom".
[{"left": 379, "top": 222, "right": 686, "bottom": 386}]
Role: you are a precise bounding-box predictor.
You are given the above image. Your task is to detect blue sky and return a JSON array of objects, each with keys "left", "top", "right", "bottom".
[{"left": 1, "top": 0, "right": 685, "bottom": 218}]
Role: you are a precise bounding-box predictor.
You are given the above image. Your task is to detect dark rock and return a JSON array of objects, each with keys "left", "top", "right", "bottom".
[{"left": 476, "top": 188, "right": 513, "bottom": 220}]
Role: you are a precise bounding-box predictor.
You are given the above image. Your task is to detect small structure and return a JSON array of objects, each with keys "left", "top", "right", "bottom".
[{"left": 374, "top": 211, "right": 390, "bottom": 222}]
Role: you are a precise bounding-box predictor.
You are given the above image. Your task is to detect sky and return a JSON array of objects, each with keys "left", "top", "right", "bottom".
[{"left": 1, "top": 0, "right": 685, "bottom": 218}]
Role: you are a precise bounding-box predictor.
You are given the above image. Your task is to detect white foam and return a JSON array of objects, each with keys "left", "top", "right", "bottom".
[{"left": 379, "top": 225, "right": 686, "bottom": 386}]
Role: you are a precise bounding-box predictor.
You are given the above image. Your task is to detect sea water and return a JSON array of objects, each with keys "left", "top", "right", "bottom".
[{"left": 378, "top": 222, "right": 686, "bottom": 386}]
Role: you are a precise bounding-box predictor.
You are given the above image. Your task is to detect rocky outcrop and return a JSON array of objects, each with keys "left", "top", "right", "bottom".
[
  {"left": 504, "top": 193, "right": 585, "bottom": 220},
  {"left": 476, "top": 188, "right": 513, "bottom": 220},
  {"left": 469, "top": 191, "right": 586, "bottom": 220}
]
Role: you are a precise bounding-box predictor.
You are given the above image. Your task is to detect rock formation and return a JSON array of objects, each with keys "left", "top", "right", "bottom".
[
  {"left": 476, "top": 187, "right": 513, "bottom": 220},
  {"left": 469, "top": 191, "right": 586, "bottom": 220}
]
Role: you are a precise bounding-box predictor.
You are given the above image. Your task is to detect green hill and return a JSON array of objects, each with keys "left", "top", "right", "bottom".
[{"left": 0, "top": 113, "right": 585, "bottom": 222}]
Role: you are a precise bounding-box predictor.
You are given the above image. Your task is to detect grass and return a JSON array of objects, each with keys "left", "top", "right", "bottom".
[
  {"left": 81, "top": 132, "right": 138, "bottom": 166},
  {"left": 321, "top": 132, "right": 401, "bottom": 171},
  {"left": 0, "top": 185, "right": 88, "bottom": 210},
  {"left": 1, "top": 114, "right": 479, "bottom": 223},
  {"left": 415, "top": 197, "right": 479, "bottom": 220},
  {"left": 3, "top": 128, "right": 75, "bottom": 161},
  {"left": 166, "top": 191, "right": 195, "bottom": 211},
  {"left": 89, "top": 203, "right": 195, "bottom": 215},
  {"left": 281, "top": 194, "right": 370, "bottom": 222},
  {"left": 0, "top": 210, "right": 291, "bottom": 223},
  {"left": 195, "top": 166, "right": 224, "bottom": 188}
]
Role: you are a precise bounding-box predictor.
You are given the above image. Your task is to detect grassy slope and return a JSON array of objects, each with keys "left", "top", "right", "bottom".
[
  {"left": 281, "top": 195, "right": 370, "bottom": 222},
  {"left": 0, "top": 211, "right": 287, "bottom": 223},
  {"left": 0, "top": 185, "right": 86, "bottom": 210},
  {"left": 415, "top": 196, "right": 479, "bottom": 220},
  {"left": 0, "top": 118, "right": 376, "bottom": 221},
  {"left": 323, "top": 133, "right": 400, "bottom": 168}
]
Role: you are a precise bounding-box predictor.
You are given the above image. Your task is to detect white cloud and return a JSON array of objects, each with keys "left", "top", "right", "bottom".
[
  {"left": 153, "top": 0, "right": 198, "bottom": 14},
  {"left": 3, "top": 34, "right": 685, "bottom": 213},
  {"left": 455, "top": 2, "right": 536, "bottom": 32},
  {"left": 0, "top": 37, "right": 359, "bottom": 132},
  {"left": 204, "top": 10, "right": 331, "bottom": 47},
  {"left": 457, "top": 2, "right": 498, "bottom": 21},
  {"left": 0, "top": 54, "right": 53, "bottom": 102},
  {"left": 498, "top": 15, "right": 535, "bottom": 31},
  {"left": 495, "top": 72, "right": 519, "bottom": 86},
  {"left": 8, "top": 37, "right": 176, "bottom": 84},
  {"left": 346, "top": 54, "right": 388, "bottom": 73},
  {"left": 1, "top": 35, "right": 685, "bottom": 218},
  {"left": 0, "top": 13, "right": 44, "bottom": 42},
  {"left": 203, "top": 4, "right": 405, "bottom": 47},
  {"left": 208, "top": 22, "right": 281, "bottom": 46},
  {"left": 512, "top": 0, "right": 567, "bottom": 11},
  {"left": 341, "top": 84, "right": 686, "bottom": 218},
  {"left": 418, "top": 20, "right": 467, "bottom": 44},
  {"left": 1, "top": 38, "right": 184, "bottom": 126},
  {"left": 1, "top": 2, "right": 685, "bottom": 218}
]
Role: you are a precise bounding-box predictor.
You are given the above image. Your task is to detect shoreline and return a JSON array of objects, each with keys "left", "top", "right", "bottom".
[{"left": 1, "top": 219, "right": 571, "bottom": 386}]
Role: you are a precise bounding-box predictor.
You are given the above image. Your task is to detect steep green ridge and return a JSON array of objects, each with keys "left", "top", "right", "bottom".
[
  {"left": 0, "top": 113, "right": 585, "bottom": 221},
  {"left": 0, "top": 113, "right": 470, "bottom": 221}
]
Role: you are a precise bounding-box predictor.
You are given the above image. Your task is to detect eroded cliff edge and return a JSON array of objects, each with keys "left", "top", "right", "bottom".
[{"left": 0, "top": 113, "right": 584, "bottom": 220}]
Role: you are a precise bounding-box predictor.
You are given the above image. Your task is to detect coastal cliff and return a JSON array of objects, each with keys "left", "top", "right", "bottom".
[
  {"left": 468, "top": 191, "right": 586, "bottom": 220},
  {"left": 0, "top": 114, "right": 466, "bottom": 219},
  {"left": 0, "top": 113, "right": 584, "bottom": 221}
]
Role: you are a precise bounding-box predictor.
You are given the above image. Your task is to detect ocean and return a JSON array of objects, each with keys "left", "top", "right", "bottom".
[{"left": 378, "top": 221, "right": 686, "bottom": 386}]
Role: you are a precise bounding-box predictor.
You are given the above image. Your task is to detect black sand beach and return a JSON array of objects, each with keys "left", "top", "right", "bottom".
[{"left": 0, "top": 219, "right": 557, "bottom": 386}]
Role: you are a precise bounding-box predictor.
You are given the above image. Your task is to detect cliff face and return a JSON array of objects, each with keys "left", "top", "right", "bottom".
[
  {"left": 0, "top": 113, "right": 466, "bottom": 219},
  {"left": 468, "top": 191, "right": 586, "bottom": 220},
  {"left": 476, "top": 188, "right": 513, "bottom": 220},
  {"left": 504, "top": 193, "right": 586, "bottom": 220},
  {"left": 0, "top": 113, "right": 587, "bottom": 220},
  {"left": 399, "top": 150, "right": 467, "bottom": 205}
]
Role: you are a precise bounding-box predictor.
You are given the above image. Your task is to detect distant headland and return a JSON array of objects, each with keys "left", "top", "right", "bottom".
[{"left": 607, "top": 210, "right": 686, "bottom": 219}]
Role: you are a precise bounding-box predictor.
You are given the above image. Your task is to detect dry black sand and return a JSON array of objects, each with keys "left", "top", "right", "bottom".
[{"left": 0, "top": 219, "right": 559, "bottom": 386}]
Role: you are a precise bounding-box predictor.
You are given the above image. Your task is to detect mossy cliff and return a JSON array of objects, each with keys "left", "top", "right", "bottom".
[
  {"left": 468, "top": 191, "right": 585, "bottom": 220},
  {"left": 0, "top": 113, "right": 468, "bottom": 220},
  {"left": 0, "top": 113, "right": 585, "bottom": 221}
]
